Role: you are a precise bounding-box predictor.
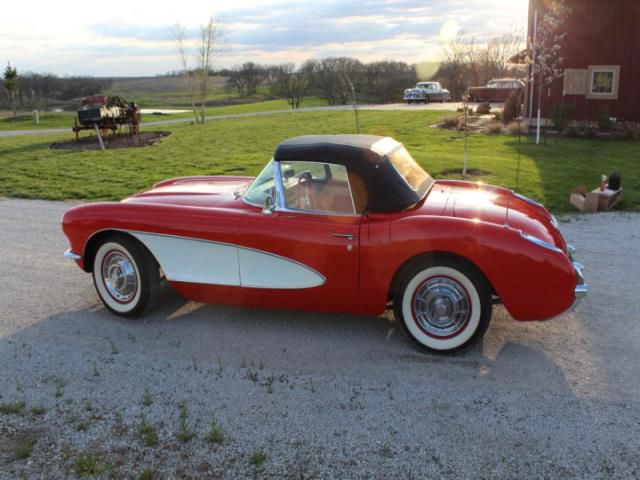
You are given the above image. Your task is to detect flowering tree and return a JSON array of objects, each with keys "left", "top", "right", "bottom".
[{"left": 527, "top": 0, "right": 571, "bottom": 141}]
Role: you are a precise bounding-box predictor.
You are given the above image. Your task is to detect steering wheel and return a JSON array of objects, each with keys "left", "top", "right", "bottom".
[{"left": 296, "top": 172, "right": 315, "bottom": 210}]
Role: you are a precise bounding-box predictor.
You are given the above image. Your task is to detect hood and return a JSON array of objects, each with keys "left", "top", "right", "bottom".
[
  {"left": 123, "top": 175, "right": 253, "bottom": 209},
  {"left": 427, "top": 180, "right": 566, "bottom": 251}
]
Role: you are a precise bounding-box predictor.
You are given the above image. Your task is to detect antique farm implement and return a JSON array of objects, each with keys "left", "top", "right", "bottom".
[{"left": 73, "top": 95, "right": 141, "bottom": 148}]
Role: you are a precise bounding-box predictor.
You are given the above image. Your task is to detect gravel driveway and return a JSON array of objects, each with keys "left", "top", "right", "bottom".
[{"left": 0, "top": 198, "right": 638, "bottom": 479}]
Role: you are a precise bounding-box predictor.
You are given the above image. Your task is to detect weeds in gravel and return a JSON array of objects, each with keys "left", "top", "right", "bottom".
[
  {"left": 0, "top": 400, "right": 26, "bottom": 415},
  {"left": 142, "top": 388, "right": 153, "bottom": 407},
  {"left": 386, "top": 382, "right": 394, "bottom": 401},
  {"left": 206, "top": 418, "right": 225, "bottom": 444},
  {"left": 138, "top": 415, "right": 158, "bottom": 447},
  {"left": 176, "top": 402, "right": 195, "bottom": 443},
  {"left": 14, "top": 436, "right": 36, "bottom": 460},
  {"left": 216, "top": 358, "right": 224, "bottom": 378},
  {"left": 30, "top": 406, "right": 46, "bottom": 416},
  {"left": 74, "top": 451, "right": 106, "bottom": 477},
  {"left": 76, "top": 420, "right": 90, "bottom": 432},
  {"left": 264, "top": 375, "right": 274, "bottom": 394},
  {"left": 249, "top": 450, "right": 267, "bottom": 467},
  {"left": 246, "top": 368, "right": 259, "bottom": 382},
  {"left": 138, "top": 468, "right": 158, "bottom": 480},
  {"left": 54, "top": 378, "right": 65, "bottom": 398},
  {"left": 107, "top": 338, "right": 119, "bottom": 355}
]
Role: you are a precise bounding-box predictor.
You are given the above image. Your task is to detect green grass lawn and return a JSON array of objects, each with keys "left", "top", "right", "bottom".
[
  {"left": 0, "top": 109, "right": 638, "bottom": 213},
  {"left": 0, "top": 97, "right": 329, "bottom": 131}
]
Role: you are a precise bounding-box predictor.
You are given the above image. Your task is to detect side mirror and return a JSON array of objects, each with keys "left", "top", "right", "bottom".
[{"left": 262, "top": 195, "right": 276, "bottom": 215}]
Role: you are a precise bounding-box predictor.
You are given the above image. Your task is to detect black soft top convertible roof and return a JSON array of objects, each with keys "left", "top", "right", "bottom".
[{"left": 274, "top": 135, "right": 430, "bottom": 213}]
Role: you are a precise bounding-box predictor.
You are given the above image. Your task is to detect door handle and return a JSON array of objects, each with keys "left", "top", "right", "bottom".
[{"left": 330, "top": 233, "right": 355, "bottom": 241}]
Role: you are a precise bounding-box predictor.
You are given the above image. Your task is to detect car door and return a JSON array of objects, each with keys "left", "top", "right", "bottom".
[{"left": 237, "top": 160, "right": 361, "bottom": 307}]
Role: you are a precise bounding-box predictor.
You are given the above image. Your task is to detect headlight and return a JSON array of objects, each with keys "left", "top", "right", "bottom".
[{"left": 520, "top": 231, "right": 563, "bottom": 253}]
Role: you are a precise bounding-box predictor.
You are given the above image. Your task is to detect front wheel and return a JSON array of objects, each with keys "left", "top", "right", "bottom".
[
  {"left": 394, "top": 260, "right": 492, "bottom": 354},
  {"left": 92, "top": 235, "right": 160, "bottom": 317}
]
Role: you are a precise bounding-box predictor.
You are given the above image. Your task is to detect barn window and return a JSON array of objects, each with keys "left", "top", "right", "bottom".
[{"left": 586, "top": 66, "right": 620, "bottom": 100}]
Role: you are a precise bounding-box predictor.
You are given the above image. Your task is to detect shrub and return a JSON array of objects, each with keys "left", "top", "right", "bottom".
[
  {"left": 441, "top": 115, "right": 459, "bottom": 129},
  {"left": 483, "top": 121, "right": 503, "bottom": 134},
  {"left": 506, "top": 121, "right": 526, "bottom": 135},
  {"left": 597, "top": 107, "right": 612, "bottom": 131},
  {"left": 476, "top": 102, "right": 491, "bottom": 115},
  {"left": 584, "top": 127, "right": 598, "bottom": 139},
  {"left": 564, "top": 126, "right": 580, "bottom": 138},
  {"left": 551, "top": 103, "right": 574, "bottom": 131},
  {"left": 502, "top": 90, "right": 523, "bottom": 124}
]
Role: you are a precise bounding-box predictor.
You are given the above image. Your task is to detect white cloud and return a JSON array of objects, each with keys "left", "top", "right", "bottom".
[{"left": 0, "top": 0, "right": 529, "bottom": 76}]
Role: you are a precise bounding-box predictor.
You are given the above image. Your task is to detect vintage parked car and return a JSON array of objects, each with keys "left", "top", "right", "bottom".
[
  {"left": 404, "top": 82, "right": 452, "bottom": 104},
  {"left": 468, "top": 78, "right": 525, "bottom": 102},
  {"left": 62, "top": 135, "right": 586, "bottom": 353}
]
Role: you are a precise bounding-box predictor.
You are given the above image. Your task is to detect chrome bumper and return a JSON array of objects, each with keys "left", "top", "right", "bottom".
[
  {"left": 573, "top": 261, "right": 587, "bottom": 298},
  {"left": 64, "top": 249, "right": 82, "bottom": 261}
]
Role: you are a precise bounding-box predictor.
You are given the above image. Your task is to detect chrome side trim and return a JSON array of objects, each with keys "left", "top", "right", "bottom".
[
  {"left": 64, "top": 249, "right": 82, "bottom": 261},
  {"left": 520, "top": 231, "right": 564, "bottom": 254},
  {"left": 573, "top": 261, "right": 587, "bottom": 298},
  {"left": 513, "top": 191, "right": 543, "bottom": 208}
]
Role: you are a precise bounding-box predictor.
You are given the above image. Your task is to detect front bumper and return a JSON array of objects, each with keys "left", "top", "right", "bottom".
[
  {"left": 573, "top": 261, "right": 587, "bottom": 298},
  {"left": 64, "top": 249, "right": 82, "bottom": 261}
]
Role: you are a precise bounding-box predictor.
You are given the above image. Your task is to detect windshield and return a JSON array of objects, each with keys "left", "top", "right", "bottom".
[
  {"left": 387, "top": 147, "right": 433, "bottom": 193},
  {"left": 243, "top": 160, "right": 276, "bottom": 206}
]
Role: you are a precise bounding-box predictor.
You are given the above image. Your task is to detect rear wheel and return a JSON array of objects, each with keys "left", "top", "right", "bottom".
[
  {"left": 394, "top": 259, "right": 492, "bottom": 354},
  {"left": 92, "top": 235, "right": 160, "bottom": 317}
]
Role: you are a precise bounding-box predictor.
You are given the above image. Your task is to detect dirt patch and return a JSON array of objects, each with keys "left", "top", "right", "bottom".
[
  {"left": 438, "top": 168, "right": 490, "bottom": 177},
  {"left": 50, "top": 131, "right": 171, "bottom": 150}
]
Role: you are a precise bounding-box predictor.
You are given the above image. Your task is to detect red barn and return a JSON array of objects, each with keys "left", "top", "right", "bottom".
[{"left": 525, "top": 0, "right": 640, "bottom": 123}]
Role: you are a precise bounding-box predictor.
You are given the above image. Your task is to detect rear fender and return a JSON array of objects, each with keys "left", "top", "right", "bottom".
[{"left": 388, "top": 215, "right": 576, "bottom": 321}]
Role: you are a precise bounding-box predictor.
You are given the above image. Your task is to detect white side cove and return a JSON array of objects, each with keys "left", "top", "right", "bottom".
[{"left": 130, "top": 232, "right": 325, "bottom": 289}]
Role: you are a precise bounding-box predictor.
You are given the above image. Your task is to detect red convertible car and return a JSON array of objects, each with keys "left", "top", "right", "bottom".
[{"left": 62, "top": 135, "right": 586, "bottom": 353}]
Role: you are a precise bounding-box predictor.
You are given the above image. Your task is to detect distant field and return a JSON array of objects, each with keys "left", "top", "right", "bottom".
[
  {"left": 1, "top": 109, "right": 638, "bottom": 213},
  {"left": 105, "top": 75, "right": 275, "bottom": 108},
  {"left": 0, "top": 97, "right": 330, "bottom": 131},
  {"left": 0, "top": 75, "right": 312, "bottom": 131}
]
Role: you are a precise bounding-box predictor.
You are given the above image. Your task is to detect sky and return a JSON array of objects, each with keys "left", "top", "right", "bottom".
[{"left": 0, "top": 0, "right": 529, "bottom": 77}]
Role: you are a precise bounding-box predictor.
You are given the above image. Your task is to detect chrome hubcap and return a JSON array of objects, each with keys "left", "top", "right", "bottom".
[
  {"left": 102, "top": 251, "right": 137, "bottom": 303},
  {"left": 413, "top": 276, "right": 470, "bottom": 337}
]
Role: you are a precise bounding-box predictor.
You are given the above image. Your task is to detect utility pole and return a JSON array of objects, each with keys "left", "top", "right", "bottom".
[
  {"left": 529, "top": 8, "right": 538, "bottom": 125},
  {"left": 350, "top": 82, "right": 360, "bottom": 134},
  {"left": 463, "top": 84, "right": 469, "bottom": 178}
]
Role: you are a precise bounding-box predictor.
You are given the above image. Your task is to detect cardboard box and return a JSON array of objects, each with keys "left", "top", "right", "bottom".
[
  {"left": 569, "top": 186, "right": 624, "bottom": 212},
  {"left": 569, "top": 186, "right": 600, "bottom": 213}
]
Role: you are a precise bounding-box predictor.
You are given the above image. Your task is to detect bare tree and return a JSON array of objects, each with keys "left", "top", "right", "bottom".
[
  {"left": 271, "top": 64, "right": 311, "bottom": 109},
  {"left": 227, "top": 62, "right": 267, "bottom": 97},
  {"left": 171, "top": 15, "right": 221, "bottom": 124},
  {"left": 434, "top": 30, "right": 524, "bottom": 100},
  {"left": 365, "top": 61, "right": 417, "bottom": 103}
]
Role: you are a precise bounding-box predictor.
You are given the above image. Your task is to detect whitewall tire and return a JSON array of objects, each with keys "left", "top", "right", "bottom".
[
  {"left": 92, "top": 235, "right": 160, "bottom": 317},
  {"left": 394, "top": 260, "right": 492, "bottom": 354}
]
